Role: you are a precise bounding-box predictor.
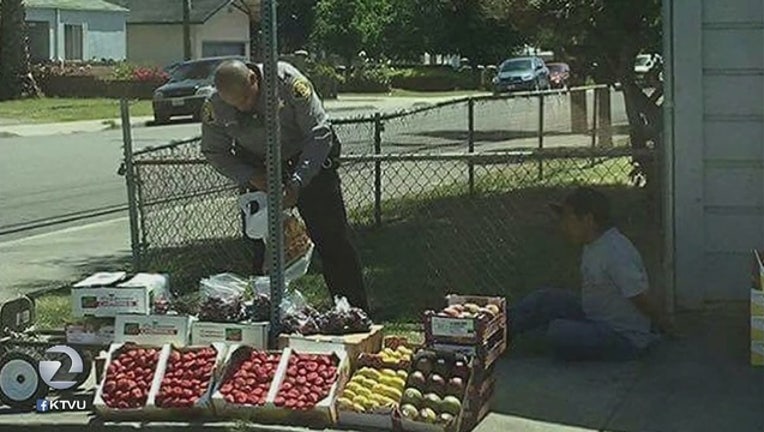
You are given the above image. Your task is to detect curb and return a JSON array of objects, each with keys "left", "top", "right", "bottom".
[{"left": 0, "top": 417, "right": 339, "bottom": 432}]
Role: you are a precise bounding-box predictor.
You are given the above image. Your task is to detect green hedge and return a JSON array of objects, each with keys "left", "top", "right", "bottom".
[
  {"left": 389, "top": 67, "right": 480, "bottom": 92},
  {"left": 339, "top": 66, "right": 393, "bottom": 93}
]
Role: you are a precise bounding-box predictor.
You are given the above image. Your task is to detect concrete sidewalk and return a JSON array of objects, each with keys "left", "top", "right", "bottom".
[{"left": 0, "top": 304, "right": 759, "bottom": 431}]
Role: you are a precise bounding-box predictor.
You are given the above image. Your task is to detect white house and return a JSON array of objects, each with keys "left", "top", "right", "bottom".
[
  {"left": 109, "top": 0, "right": 251, "bottom": 68},
  {"left": 667, "top": 0, "right": 764, "bottom": 309},
  {"left": 24, "top": 0, "right": 128, "bottom": 62}
]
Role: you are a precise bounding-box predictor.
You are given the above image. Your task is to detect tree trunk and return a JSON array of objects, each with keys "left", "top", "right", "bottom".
[
  {"left": 0, "top": 0, "right": 38, "bottom": 100},
  {"left": 618, "top": 47, "right": 663, "bottom": 225}
]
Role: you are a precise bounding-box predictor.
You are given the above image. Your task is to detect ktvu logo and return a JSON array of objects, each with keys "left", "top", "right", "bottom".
[{"left": 35, "top": 345, "right": 88, "bottom": 413}]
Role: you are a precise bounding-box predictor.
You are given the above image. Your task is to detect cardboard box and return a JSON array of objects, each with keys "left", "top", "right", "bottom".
[
  {"left": 336, "top": 337, "right": 418, "bottom": 431},
  {"left": 424, "top": 295, "right": 507, "bottom": 346},
  {"left": 752, "top": 289, "right": 764, "bottom": 317},
  {"left": 752, "top": 342, "right": 764, "bottom": 367},
  {"left": 65, "top": 318, "right": 115, "bottom": 345},
  {"left": 191, "top": 321, "right": 269, "bottom": 349},
  {"left": 71, "top": 273, "right": 170, "bottom": 317},
  {"left": 278, "top": 324, "right": 384, "bottom": 370},
  {"left": 751, "top": 317, "right": 764, "bottom": 342},
  {"left": 114, "top": 314, "right": 194, "bottom": 346},
  {"left": 262, "top": 345, "right": 350, "bottom": 427},
  {"left": 74, "top": 272, "right": 128, "bottom": 287},
  {"left": 752, "top": 250, "right": 763, "bottom": 292},
  {"left": 399, "top": 350, "right": 476, "bottom": 432},
  {"left": 152, "top": 343, "right": 228, "bottom": 418},
  {"left": 210, "top": 345, "right": 286, "bottom": 419},
  {"left": 93, "top": 342, "right": 170, "bottom": 419}
]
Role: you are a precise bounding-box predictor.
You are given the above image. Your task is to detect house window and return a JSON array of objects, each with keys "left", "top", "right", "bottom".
[
  {"left": 27, "top": 21, "right": 50, "bottom": 62},
  {"left": 64, "top": 24, "right": 83, "bottom": 60}
]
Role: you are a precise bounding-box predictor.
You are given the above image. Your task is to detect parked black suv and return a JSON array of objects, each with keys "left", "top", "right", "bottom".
[{"left": 152, "top": 56, "right": 246, "bottom": 124}]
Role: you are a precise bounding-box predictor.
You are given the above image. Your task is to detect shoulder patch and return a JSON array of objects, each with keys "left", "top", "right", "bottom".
[
  {"left": 201, "top": 99, "right": 215, "bottom": 124},
  {"left": 292, "top": 78, "right": 312, "bottom": 100}
]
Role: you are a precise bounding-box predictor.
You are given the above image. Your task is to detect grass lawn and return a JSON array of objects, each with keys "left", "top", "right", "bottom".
[
  {"left": 0, "top": 97, "right": 153, "bottom": 123},
  {"left": 31, "top": 155, "right": 660, "bottom": 334}
]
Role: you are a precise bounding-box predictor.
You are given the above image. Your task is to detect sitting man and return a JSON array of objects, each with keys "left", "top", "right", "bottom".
[{"left": 508, "top": 186, "right": 673, "bottom": 361}]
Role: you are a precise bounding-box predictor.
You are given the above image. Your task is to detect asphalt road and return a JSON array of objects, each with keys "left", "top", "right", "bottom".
[{"left": 0, "top": 90, "right": 626, "bottom": 236}]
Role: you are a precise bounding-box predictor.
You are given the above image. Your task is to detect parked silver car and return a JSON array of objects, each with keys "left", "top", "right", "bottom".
[{"left": 492, "top": 56, "right": 550, "bottom": 94}]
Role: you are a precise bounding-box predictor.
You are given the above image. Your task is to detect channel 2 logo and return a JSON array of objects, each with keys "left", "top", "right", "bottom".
[
  {"left": 39, "top": 345, "right": 84, "bottom": 390},
  {"left": 35, "top": 345, "right": 88, "bottom": 413}
]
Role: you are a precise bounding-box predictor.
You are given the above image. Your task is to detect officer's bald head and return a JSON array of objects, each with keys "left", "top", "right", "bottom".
[
  {"left": 214, "top": 60, "right": 259, "bottom": 111},
  {"left": 214, "top": 60, "right": 254, "bottom": 92}
]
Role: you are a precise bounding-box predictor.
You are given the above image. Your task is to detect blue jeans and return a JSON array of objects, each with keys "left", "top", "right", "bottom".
[{"left": 508, "top": 289, "right": 641, "bottom": 361}]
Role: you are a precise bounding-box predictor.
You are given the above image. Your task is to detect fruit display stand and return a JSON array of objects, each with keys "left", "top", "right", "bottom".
[
  {"left": 210, "top": 346, "right": 285, "bottom": 418},
  {"left": 336, "top": 337, "right": 418, "bottom": 430},
  {"left": 278, "top": 324, "right": 384, "bottom": 370},
  {"left": 397, "top": 349, "right": 475, "bottom": 432},
  {"left": 152, "top": 343, "right": 228, "bottom": 418},
  {"left": 93, "top": 342, "right": 171, "bottom": 419}
]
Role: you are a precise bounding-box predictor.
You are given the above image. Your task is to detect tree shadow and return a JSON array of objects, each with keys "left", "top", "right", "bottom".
[{"left": 411, "top": 129, "right": 592, "bottom": 143}]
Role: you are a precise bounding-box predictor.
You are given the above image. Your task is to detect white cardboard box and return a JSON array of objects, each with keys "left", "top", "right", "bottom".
[
  {"left": 751, "top": 289, "right": 764, "bottom": 317},
  {"left": 152, "top": 343, "right": 228, "bottom": 417},
  {"left": 752, "top": 342, "right": 764, "bottom": 366},
  {"left": 93, "top": 342, "right": 170, "bottom": 419},
  {"left": 71, "top": 273, "right": 170, "bottom": 317},
  {"left": 66, "top": 319, "right": 115, "bottom": 345},
  {"left": 114, "top": 314, "right": 194, "bottom": 346},
  {"left": 191, "top": 321, "right": 269, "bottom": 349},
  {"left": 751, "top": 317, "right": 764, "bottom": 342}
]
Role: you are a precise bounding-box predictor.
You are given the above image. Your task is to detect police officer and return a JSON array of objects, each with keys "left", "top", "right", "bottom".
[{"left": 200, "top": 59, "right": 370, "bottom": 312}]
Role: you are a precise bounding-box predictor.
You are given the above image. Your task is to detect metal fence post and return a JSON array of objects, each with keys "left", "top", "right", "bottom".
[
  {"left": 537, "top": 93, "right": 544, "bottom": 180},
  {"left": 590, "top": 88, "right": 599, "bottom": 166},
  {"left": 120, "top": 99, "right": 141, "bottom": 271},
  {"left": 468, "top": 98, "right": 475, "bottom": 194},
  {"left": 374, "top": 113, "right": 382, "bottom": 227},
  {"left": 262, "top": 0, "right": 284, "bottom": 344}
]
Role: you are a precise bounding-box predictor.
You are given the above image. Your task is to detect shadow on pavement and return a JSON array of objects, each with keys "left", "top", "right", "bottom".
[
  {"left": 483, "top": 303, "right": 764, "bottom": 432},
  {"left": 414, "top": 129, "right": 594, "bottom": 143}
]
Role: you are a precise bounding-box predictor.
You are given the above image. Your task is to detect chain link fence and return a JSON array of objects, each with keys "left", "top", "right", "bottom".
[{"left": 125, "top": 86, "right": 654, "bottom": 319}]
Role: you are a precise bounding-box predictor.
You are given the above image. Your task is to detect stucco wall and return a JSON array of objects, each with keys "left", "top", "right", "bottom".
[
  {"left": 196, "top": 5, "right": 250, "bottom": 57},
  {"left": 126, "top": 6, "right": 249, "bottom": 67},
  {"left": 25, "top": 8, "right": 127, "bottom": 61},
  {"left": 126, "top": 23, "right": 188, "bottom": 67}
]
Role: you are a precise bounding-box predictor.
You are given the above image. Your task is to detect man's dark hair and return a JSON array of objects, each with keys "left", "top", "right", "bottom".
[{"left": 553, "top": 186, "right": 614, "bottom": 229}]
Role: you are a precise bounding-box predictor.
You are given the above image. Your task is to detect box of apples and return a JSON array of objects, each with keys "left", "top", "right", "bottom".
[
  {"left": 94, "top": 343, "right": 168, "bottom": 419},
  {"left": 211, "top": 345, "right": 286, "bottom": 418},
  {"left": 423, "top": 295, "right": 507, "bottom": 346},
  {"left": 152, "top": 343, "right": 228, "bottom": 417},
  {"left": 264, "top": 346, "right": 350, "bottom": 427},
  {"left": 211, "top": 344, "right": 349, "bottom": 427},
  {"left": 397, "top": 349, "right": 474, "bottom": 432},
  {"left": 93, "top": 342, "right": 229, "bottom": 419}
]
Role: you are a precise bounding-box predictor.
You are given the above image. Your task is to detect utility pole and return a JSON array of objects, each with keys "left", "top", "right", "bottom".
[{"left": 183, "top": 0, "right": 192, "bottom": 60}]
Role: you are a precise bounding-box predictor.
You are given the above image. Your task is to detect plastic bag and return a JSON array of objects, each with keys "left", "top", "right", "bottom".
[
  {"left": 198, "top": 273, "right": 248, "bottom": 322},
  {"left": 200, "top": 273, "right": 248, "bottom": 301},
  {"left": 320, "top": 296, "right": 373, "bottom": 335},
  {"left": 279, "top": 289, "right": 322, "bottom": 335}
]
